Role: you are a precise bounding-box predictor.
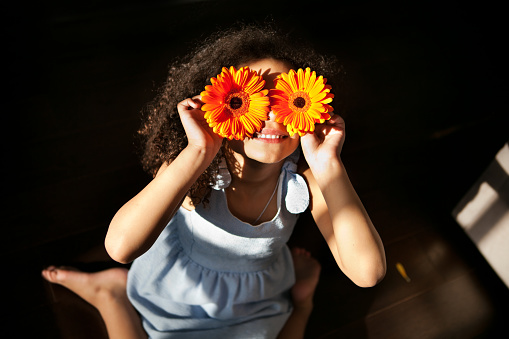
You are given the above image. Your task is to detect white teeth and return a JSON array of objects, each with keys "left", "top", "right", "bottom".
[{"left": 255, "top": 133, "right": 284, "bottom": 139}]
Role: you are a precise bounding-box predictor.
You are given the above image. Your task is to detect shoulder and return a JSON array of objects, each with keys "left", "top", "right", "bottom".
[{"left": 181, "top": 196, "right": 195, "bottom": 211}]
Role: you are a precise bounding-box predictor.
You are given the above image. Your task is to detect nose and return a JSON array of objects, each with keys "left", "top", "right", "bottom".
[{"left": 262, "top": 110, "right": 286, "bottom": 130}]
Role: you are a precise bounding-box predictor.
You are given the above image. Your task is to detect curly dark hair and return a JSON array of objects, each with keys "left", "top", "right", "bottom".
[{"left": 137, "top": 23, "right": 343, "bottom": 205}]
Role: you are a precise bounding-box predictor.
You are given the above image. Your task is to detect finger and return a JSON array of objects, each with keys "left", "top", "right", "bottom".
[
  {"left": 327, "top": 114, "right": 343, "bottom": 123},
  {"left": 192, "top": 94, "right": 203, "bottom": 104},
  {"left": 178, "top": 98, "right": 201, "bottom": 111},
  {"left": 326, "top": 114, "right": 345, "bottom": 128}
]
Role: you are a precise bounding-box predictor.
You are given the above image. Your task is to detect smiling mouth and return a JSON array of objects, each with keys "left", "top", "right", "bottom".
[{"left": 254, "top": 133, "right": 288, "bottom": 139}]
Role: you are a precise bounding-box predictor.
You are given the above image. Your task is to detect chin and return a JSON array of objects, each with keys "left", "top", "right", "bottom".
[
  {"left": 246, "top": 153, "right": 287, "bottom": 164},
  {"left": 245, "top": 142, "right": 300, "bottom": 164}
]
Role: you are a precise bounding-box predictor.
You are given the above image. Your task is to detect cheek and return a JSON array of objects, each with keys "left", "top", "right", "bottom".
[
  {"left": 289, "top": 134, "right": 300, "bottom": 143},
  {"left": 290, "top": 143, "right": 300, "bottom": 155},
  {"left": 288, "top": 135, "right": 300, "bottom": 151}
]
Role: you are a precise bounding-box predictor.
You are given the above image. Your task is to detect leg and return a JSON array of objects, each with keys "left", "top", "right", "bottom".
[
  {"left": 277, "top": 248, "right": 321, "bottom": 339},
  {"left": 42, "top": 267, "right": 146, "bottom": 339}
]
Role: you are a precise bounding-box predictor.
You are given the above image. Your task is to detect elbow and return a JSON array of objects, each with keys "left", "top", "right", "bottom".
[
  {"left": 105, "top": 232, "right": 135, "bottom": 264},
  {"left": 106, "top": 250, "right": 133, "bottom": 265},
  {"left": 351, "top": 261, "right": 387, "bottom": 288},
  {"left": 355, "top": 270, "right": 386, "bottom": 288},
  {"left": 105, "top": 212, "right": 144, "bottom": 264}
]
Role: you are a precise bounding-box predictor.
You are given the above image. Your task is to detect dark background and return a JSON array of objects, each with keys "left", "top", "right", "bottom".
[{"left": 4, "top": 0, "right": 508, "bottom": 338}]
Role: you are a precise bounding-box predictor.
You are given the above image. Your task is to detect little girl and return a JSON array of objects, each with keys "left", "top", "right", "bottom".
[{"left": 42, "top": 25, "right": 386, "bottom": 339}]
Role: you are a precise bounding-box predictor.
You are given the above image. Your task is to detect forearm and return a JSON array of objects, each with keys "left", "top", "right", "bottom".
[
  {"left": 310, "top": 159, "right": 386, "bottom": 287},
  {"left": 106, "top": 145, "right": 215, "bottom": 263}
]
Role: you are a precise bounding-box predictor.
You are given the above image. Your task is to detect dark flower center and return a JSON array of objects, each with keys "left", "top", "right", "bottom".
[
  {"left": 225, "top": 91, "right": 250, "bottom": 117},
  {"left": 293, "top": 97, "right": 307, "bottom": 108},
  {"left": 229, "top": 97, "right": 243, "bottom": 109}
]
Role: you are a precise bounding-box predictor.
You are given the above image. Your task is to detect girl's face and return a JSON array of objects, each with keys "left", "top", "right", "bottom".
[{"left": 226, "top": 58, "right": 300, "bottom": 165}]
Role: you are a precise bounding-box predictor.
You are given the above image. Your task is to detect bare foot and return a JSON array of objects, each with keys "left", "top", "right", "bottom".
[
  {"left": 41, "top": 266, "right": 129, "bottom": 309},
  {"left": 290, "top": 248, "right": 321, "bottom": 311}
]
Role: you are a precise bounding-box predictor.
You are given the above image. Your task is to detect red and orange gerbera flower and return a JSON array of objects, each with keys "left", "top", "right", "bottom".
[
  {"left": 200, "top": 66, "right": 270, "bottom": 140},
  {"left": 270, "top": 67, "right": 334, "bottom": 136}
]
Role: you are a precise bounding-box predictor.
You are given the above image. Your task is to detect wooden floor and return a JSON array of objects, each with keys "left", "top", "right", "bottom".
[{"left": 4, "top": 1, "right": 508, "bottom": 338}]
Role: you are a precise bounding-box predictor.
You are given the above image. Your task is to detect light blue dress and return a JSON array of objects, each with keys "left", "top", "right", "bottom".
[{"left": 127, "top": 152, "right": 309, "bottom": 338}]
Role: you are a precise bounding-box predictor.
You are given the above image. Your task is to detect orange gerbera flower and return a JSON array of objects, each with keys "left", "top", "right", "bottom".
[
  {"left": 270, "top": 67, "right": 334, "bottom": 136},
  {"left": 200, "top": 66, "right": 270, "bottom": 140}
]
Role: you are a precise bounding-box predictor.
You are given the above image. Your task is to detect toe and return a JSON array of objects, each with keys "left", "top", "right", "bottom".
[{"left": 41, "top": 266, "right": 58, "bottom": 283}]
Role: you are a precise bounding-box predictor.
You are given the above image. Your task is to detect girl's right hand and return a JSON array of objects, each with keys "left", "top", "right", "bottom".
[{"left": 177, "top": 96, "right": 223, "bottom": 156}]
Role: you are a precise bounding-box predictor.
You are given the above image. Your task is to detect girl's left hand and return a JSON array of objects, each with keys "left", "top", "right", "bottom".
[{"left": 300, "top": 114, "right": 346, "bottom": 172}]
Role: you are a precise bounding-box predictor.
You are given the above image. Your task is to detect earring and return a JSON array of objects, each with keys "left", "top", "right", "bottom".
[{"left": 211, "top": 156, "right": 231, "bottom": 190}]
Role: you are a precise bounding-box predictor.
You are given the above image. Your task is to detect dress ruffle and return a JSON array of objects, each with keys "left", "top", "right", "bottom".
[{"left": 128, "top": 217, "right": 294, "bottom": 335}]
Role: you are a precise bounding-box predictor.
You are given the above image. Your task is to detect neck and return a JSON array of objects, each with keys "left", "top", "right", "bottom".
[
  {"left": 226, "top": 152, "right": 283, "bottom": 189},
  {"left": 223, "top": 149, "right": 284, "bottom": 225}
]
